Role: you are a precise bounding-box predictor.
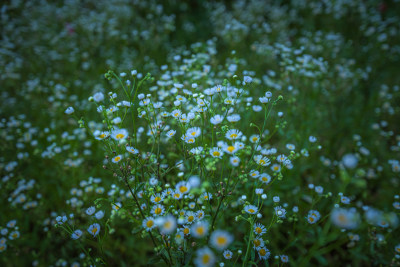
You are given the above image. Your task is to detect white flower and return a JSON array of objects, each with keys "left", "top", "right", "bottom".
[
  {"left": 191, "top": 221, "right": 209, "bottom": 238},
  {"left": 158, "top": 215, "right": 177, "bottom": 235},
  {"left": 126, "top": 146, "right": 139, "bottom": 154},
  {"left": 71, "top": 230, "right": 83, "bottom": 240},
  {"left": 65, "top": 107, "right": 74, "bottom": 114},
  {"left": 194, "top": 247, "right": 215, "bottom": 267},
  {"left": 95, "top": 210, "right": 104, "bottom": 219},
  {"left": 87, "top": 223, "right": 100, "bottom": 237},
  {"left": 210, "top": 230, "right": 233, "bottom": 251},
  {"left": 210, "top": 115, "right": 224, "bottom": 125},
  {"left": 93, "top": 92, "right": 104, "bottom": 102},
  {"left": 111, "top": 129, "right": 128, "bottom": 141},
  {"left": 86, "top": 206, "right": 96, "bottom": 215}
]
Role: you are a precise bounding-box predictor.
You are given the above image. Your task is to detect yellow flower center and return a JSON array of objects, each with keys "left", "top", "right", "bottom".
[
  {"left": 114, "top": 156, "right": 121, "bottom": 161},
  {"left": 248, "top": 209, "right": 255, "bottom": 213},
  {"left": 155, "top": 208, "right": 162, "bottom": 214},
  {"left": 202, "top": 254, "right": 210, "bottom": 264},
  {"left": 92, "top": 228, "right": 98, "bottom": 234},
  {"left": 217, "top": 236, "right": 227, "bottom": 246},
  {"left": 116, "top": 133, "right": 124, "bottom": 139},
  {"left": 146, "top": 220, "right": 154, "bottom": 228},
  {"left": 183, "top": 228, "right": 190, "bottom": 235},
  {"left": 154, "top": 197, "right": 161, "bottom": 202},
  {"left": 253, "top": 239, "right": 261, "bottom": 247},
  {"left": 196, "top": 227, "right": 205, "bottom": 235},
  {"left": 259, "top": 249, "right": 266, "bottom": 256},
  {"left": 213, "top": 151, "right": 220, "bottom": 157},
  {"left": 255, "top": 227, "right": 262, "bottom": 234},
  {"left": 188, "top": 216, "right": 194, "bottom": 222},
  {"left": 179, "top": 186, "right": 188, "bottom": 193},
  {"left": 230, "top": 133, "right": 238, "bottom": 139},
  {"left": 227, "top": 146, "right": 235, "bottom": 152},
  {"left": 338, "top": 214, "right": 347, "bottom": 223}
]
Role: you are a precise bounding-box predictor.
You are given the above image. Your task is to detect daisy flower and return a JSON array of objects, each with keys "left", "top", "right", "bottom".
[
  {"left": 191, "top": 221, "right": 209, "bottom": 238},
  {"left": 160, "top": 111, "right": 170, "bottom": 117},
  {"left": 0, "top": 244, "right": 7, "bottom": 252},
  {"left": 95, "top": 131, "right": 110, "bottom": 140},
  {"left": 280, "top": 255, "right": 289, "bottom": 263},
  {"left": 65, "top": 107, "right": 74, "bottom": 114},
  {"left": 112, "top": 155, "right": 123, "bottom": 163},
  {"left": 225, "top": 129, "right": 242, "bottom": 140},
  {"left": 162, "top": 188, "right": 174, "bottom": 198},
  {"left": 253, "top": 236, "right": 265, "bottom": 250},
  {"left": 223, "top": 249, "right": 233, "bottom": 259},
  {"left": 271, "top": 163, "right": 281, "bottom": 172},
  {"left": 172, "top": 190, "right": 183, "bottom": 200},
  {"left": 194, "top": 247, "right": 215, "bottom": 267},
  {"left": 259, "top": 173, "right": 271, "bottom": 184},
  {"left": 223, "top": 144, "right": 238, "bottom": 155},
  {"left": 196, "top": 210, "right": 205, "bottom": 220},
  {"left": 151, "top": 204, "right": 165, "bottom": 216},
  {"left": 112, "top": 202, "right": 122, "bottom": 211},
  {"left": 111, "top": 129, "right": 128, "bottom": 141},
  {"left": 230, "top": 156, "right": 240, "bottom": 167},
  {"left": 341, "top": 196, "right": 351, "bottom": 204},
  {"left": 158, "top": 215, "right": 177, "bottom": 235},
  {"left": 253, "top": 223, "right": 267, "bottom": 235},
  {"left": 126, "top": 146, "right": 139, "bottom": 154},
  {"left": 182, "top": 225, "right": 190, "bottom": 236},
  {"left": 190, "top": 146, "right": 204, "bottom": 155},
  {"left": 86, "top": 206, "right": 96, "bottom": 215},
  {"left": 286, "top": 143, "right": 296, "bottom": 150},
  {"left": 227, "top": 114, "right": 240, "bottom": 122},
  {"left": 200, "top": 192, "right": 213, "bottom": 201},
  {"left": 185, "top": 211, "right": 196, "bottom": 224},
  {"left": 166, "top": 130, "right": 176, "bottom": 138},
  {"left": 244, "top": 205, "right": 258, "bottom": 215},
  {"left": 254, "top": 155, "right": 271, "bottom": 166},
  {"left": 171, "top": 109, "right": 182, "bottom": 119},
  {"left": 175, "top": 231, "right": 184, "bottom": 245},
  {"left": 210, "top": 230, "right": 233, "bottom": 251},
  {"left": 249, "top": 170, "right": 260, "bottom": 178},
  {"left": 210, "top": 115, "right": 224, "bottom": 125},
  {"left": 249, "top": 134, "right": 260, "bottom": 143},
  {"left": 275, "top": 206, "right": 287, "bottom": 218},
  {"left": 9, "top": 231, "right": 20, "bottom": 240},
  {"left": 276, "top": 154, "right": 287, "bottom": 163},
  {"left": 307, "top": 214, "right": 318, "bottom": 224},
  {"left": 214, "top": 85, "right": 223, "bottom": 93},
  {"left": 253, "top": 105, "right": 262, "bottom": 112},
  {"left": 87, "top": 223, "right": 100, "bottom": 237},
  {"left": 176, "top": 181, "right": 190, "bottom": 194},
  {"left": 71, "top": 230, "right": 83, "bottom": 240},
  {"left": 331, "top": 208, "right": 360, "bottom": 229},
  {"left": 209, "top": 147, "right": 224, "bottom": 159},
  {"left": 150, "top": 193, "right": 164, "bottom": 204},
  {"left": 184, "top": 135, "right": 196, "bottom": 144},
  {"left": 257, "top": 246, "right": 271, "bottom": 260}
]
